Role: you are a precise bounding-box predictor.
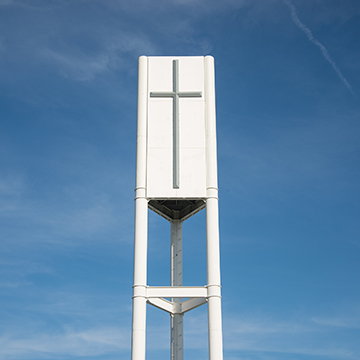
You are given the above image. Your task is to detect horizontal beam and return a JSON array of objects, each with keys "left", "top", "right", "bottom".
[{"left": 147, "top": 286, "right": 207, "bottom": 298}]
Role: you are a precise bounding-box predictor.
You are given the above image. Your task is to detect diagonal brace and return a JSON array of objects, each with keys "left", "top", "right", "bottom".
[
  {"left": 180, "top": 297, "right": 207, "bottom": 314},
  {"left": 147, "top": 297, "right": 207, "bottom": 315}
]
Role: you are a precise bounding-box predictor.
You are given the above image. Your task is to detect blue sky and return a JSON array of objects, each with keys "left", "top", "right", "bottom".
[{"left": 1, "top": 0, "right": 360, "bottom": 359}]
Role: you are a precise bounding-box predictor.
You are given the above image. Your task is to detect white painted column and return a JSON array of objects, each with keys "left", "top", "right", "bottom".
[
  {"left": 131, "top": 56, "right": 148, "bottom": 360},
  {"left": 206, "top": 197, "right": 223, "bottom": 360},
  {"left": 131, "top": 196, "right": 148, "bottom": 360},
  {"left": 205, "top": 55, "right": 223, "bottom": 360},
  {"left": 170, "top": 220, "right": 183, "bottom": 360}
]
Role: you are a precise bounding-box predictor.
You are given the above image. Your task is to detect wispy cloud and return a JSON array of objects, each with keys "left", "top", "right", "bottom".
[
  {"left": 0, "top": 175, "right": 24, "bottom": 210},
  {"left": 0, "top": 327, "right": 130, "bottom": 359},
  {"left": 41, "top": 50, "right": 110, "bottom": 82},
  {"left": 41, "top": 33, "right": 157, "bottom": 81},
  {"left": 2, "top": 307, "right": 359, "bottom": 359},
  {"left": 283, "top": 0, "right": 354, "bottom": 95},
  {"left": 0, "top": 139, "right": 134, "bottom": 247},
  {"left": 0, "top": 177, "right": 23, "bottom": 197},
  {"left": 0, "top": 288, "right": 132, "bottom": 358},
  {"left": 219, "top": 111, "right": 360, "bottom": 206},
  {"left": 311, "top": 315, "right": 360, "bottom": 329},
  {"left": 0, "top": 259, "right": 51, "bottom": 288},
  {"left": 223, "top": 314, "right": 360, "bottom": 359}
]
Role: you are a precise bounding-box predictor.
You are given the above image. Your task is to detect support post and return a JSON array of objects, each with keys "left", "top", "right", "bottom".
[
  {"left": 205, "top": 55, "right": 224, "bottom": 360},
  {"left": 131, "top": 55, "right": 148, "bottom": 360},
  {"left": 170, "top": 220, "right": 183, "bottom": 360},
  {"left": 206, "top": 197, "right": 223, "bottom": 360}
]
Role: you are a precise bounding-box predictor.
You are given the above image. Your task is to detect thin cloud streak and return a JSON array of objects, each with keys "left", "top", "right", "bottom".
[
  {"left": 223, "top": 315, "right": 360, "bottom": 359},
  {"left": 42, "top": 49, "right": 110, "bottom": 82},
  {"left": 40, "top": 33, "right": 158, "bottom": 81},
  {"left": 0, "top": 327, "right": 130, "bottom": 359},
  {"left": 311, "top": 315, "right": 360, "bottom": 329},
  {"left": 283, "top": 0, "right": 354, "bottom": 95}
]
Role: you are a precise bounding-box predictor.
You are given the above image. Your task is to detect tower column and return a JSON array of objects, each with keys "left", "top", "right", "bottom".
[
  {"left": 170, "top": 220, "right": 183, "bottom": 360},
  {"left": 131, "top": 195, "right": 148, "bottom": 360},
  {"left": 205, "top": 55, "right": 223, "bottom": 360},
  {"left": 131, "top": 55, "right": 148, "bottom": 360},
  {"left": 206, "top": 196, "right": 223, "bottom": 360}
]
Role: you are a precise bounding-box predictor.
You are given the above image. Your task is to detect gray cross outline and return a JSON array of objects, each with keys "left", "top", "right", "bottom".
[{"left": 150, "top": 59, "right": 202, "bottom": 189}]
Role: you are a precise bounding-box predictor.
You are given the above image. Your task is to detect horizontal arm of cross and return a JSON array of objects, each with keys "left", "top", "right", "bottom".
[
  {"left": 150, "top": 91, "right": 202, "bottom": 98},
  {"left": 150, "top": 92, "right": 175, "bottom": 97},
  {"left": 178, "top": 91, "right": 202, "bottom": 97}
]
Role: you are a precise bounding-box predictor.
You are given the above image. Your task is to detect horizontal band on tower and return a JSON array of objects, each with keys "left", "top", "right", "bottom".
[{"left": 147, "top": 286, "right": 207, "bottom": 298}]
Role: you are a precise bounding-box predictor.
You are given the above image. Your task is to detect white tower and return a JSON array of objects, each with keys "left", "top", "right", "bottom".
[{"left": 131, "top": 55, "right": 223, "bottom": 360}]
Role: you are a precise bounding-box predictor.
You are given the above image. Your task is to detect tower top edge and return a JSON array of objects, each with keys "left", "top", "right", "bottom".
[{"left": 138, "top": 55, "right": 214, "bottom": 60}]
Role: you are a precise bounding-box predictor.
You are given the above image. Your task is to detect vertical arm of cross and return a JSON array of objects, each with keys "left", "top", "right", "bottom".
[{"left": 173, "top": 60, "right": 180, "bottom": 189}]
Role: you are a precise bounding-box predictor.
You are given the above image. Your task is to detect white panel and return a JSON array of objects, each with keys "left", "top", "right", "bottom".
[
  {"left": 146, "top": 56, "right": 207, "bottom": 199},
  {"left": 179, "top": 149, "right": 206, "bottom": 197},
  {"left": 178, "top": 57, "right": 204, "bottom": 93},
  {"left": 147, "top": 148, "right": 173, "bottom": 198},
  {"left": 147, "top": 100, "right": 172, "bottom": 148},
  {"left": 179, "top": 101, "right": 205, "bottom": 148},
  {"left": 148, "top": 57, "right": 172, "bottom": 92}
]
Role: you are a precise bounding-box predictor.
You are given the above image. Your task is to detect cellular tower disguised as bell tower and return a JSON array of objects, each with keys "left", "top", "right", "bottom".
[{"left": 131, "top": 56, "right": 223, "bottom": 360}]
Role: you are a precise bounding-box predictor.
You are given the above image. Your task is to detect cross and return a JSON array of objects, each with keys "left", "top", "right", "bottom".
[{"left": 150, "top": 59, "right": 202, "bottom": 189}]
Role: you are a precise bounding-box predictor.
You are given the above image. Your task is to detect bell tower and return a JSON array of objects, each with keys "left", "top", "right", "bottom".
[{"left": 131, "top": 55, "right": 223, "bottom": 360}]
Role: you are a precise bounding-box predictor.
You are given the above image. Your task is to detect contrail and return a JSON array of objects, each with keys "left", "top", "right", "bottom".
[{"left": 283, "top": 0, "right": 353, "bottom": 95}]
